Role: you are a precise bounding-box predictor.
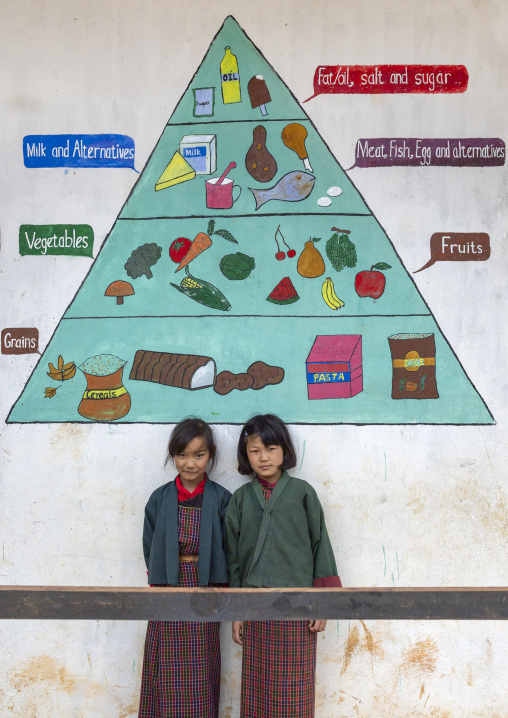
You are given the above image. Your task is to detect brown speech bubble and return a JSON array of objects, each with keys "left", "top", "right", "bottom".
[
  {"left": 1, "top": 328, "right": 39, "bottom": 354},
  {"left": 414, "top": 233, "right": 490, "bottom": 273},
  {"left": 346, "top": 138, "right": 506, "bottom": 170}
]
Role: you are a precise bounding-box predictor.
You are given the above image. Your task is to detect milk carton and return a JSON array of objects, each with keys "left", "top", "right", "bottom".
[{"left": 179, "top": 135, "right": 217, "bottom": 175}]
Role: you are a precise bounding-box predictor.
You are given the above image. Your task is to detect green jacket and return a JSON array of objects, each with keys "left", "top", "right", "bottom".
[
  {"left": 143, "top": 478, "right": 231, "bottom": 586},
  {"left": 225, "top": 472, "right": 338, "bottom": 588}
]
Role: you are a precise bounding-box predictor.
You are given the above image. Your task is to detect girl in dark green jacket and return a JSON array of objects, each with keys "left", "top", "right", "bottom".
[
  {"left": 138, "top": 418, "right": 231, "bottom": 718},
  {"left": 225, "top": 414, "right": 341, "bottom": 718}
]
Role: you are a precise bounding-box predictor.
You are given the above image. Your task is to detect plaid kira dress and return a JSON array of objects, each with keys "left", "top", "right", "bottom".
[
  {"left": 138, "top": 496, "right": 220, "bottom": 718},
  {"left": 240, "top": 481, "right": 318, "bottom": 718}
]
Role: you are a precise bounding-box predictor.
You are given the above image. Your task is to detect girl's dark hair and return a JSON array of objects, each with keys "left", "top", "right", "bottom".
[
  {"left": 237, "top": 414, "right": 297, "bottom": 475},
  {"left": 165, "top": 417, "right": 218, "bottom": 470}
]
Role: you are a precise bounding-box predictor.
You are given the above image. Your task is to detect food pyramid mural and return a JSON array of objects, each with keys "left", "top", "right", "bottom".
[{"left": 7, "top": 16, "right": 493, "bottom": 425}]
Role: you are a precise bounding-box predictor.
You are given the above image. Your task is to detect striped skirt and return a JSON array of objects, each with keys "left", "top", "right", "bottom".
[
  {"left": 241, "top": 620, "right": 317, "bottom": 718},
  {"left": 139, "top": 505, "right": 220, "bottom": 718}
]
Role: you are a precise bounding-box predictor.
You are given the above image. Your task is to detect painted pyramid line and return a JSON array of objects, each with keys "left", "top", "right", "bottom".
[{"left": 7, "top": 17, "right": 493, "bottom": 425}]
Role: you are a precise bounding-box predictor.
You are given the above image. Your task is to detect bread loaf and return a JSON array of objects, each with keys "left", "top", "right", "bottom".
[{"left": 130, "top": 350, "right": 216, "bottom": 390}]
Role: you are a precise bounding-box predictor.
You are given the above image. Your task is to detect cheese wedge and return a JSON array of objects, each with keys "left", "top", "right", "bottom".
[{"left": 155, "top": 151, "right": 196, "bottom": 191}]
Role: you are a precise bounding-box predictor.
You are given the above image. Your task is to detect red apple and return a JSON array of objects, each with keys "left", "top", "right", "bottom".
[{"left": 355, "top": 262, "right": 391, "bottom": 299}]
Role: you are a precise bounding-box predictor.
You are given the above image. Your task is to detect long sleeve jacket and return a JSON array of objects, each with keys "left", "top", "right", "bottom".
[
  {"left": 225, "top": 472, "right": 339, "bottom": 588},
  {"left": 143, "top": 477, "right": 231, "bottom": 586}
]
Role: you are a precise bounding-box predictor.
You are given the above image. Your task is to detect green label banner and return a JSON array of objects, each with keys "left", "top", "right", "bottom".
[{"left": 19, "top": 225, "right": 94, "bottom": 257}]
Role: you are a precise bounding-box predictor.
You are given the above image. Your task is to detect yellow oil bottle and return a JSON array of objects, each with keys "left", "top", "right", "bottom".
[{"left": 220, "top": 47, "right": 241, "bottom": 104}]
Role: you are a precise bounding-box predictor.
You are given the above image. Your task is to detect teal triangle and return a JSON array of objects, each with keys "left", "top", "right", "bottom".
[
  {"left": 168, "top": 16, "right": 308, "bottom": 125},
  {"left": 7, "top": 16, "right": 493, "bottom": 425}
]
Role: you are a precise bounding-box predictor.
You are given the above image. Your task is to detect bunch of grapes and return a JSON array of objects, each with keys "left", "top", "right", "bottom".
[{"left": 325, "top": 233, "right": 357, "bottom": 272}]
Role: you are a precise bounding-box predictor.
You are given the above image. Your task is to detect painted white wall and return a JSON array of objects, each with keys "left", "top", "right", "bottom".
[{"left": 1, "top": 0, "right": 507, "bottom": 715}]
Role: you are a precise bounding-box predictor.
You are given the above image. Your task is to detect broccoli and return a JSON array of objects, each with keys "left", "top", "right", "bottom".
[
  {"left": 125, "top": 242, "right": 162, "bottom": 280},
  {"left": 325, "top": 232, "right": 357, "bottom": 272}
]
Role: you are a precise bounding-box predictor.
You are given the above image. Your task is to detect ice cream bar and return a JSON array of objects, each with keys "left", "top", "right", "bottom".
[{"left": 248, "top": 75, "right": 271, "bottom": 115}]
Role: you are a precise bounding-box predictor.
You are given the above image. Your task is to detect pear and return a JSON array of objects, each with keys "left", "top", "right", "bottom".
[{"left": 297, "top": 238, "right": 325, "bottom": 278}]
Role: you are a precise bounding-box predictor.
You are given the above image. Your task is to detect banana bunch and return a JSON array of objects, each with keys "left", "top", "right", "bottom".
[
  {"left": 46, "top": 355, "right": 76, "bottom": 381},
  {"left": 321, "top": 277, "right": 344, "bottom": 310}
]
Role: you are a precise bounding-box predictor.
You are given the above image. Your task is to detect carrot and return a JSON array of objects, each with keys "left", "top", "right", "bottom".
[{"left": 175, "top": 232, "right": 213, "bottom": 272}]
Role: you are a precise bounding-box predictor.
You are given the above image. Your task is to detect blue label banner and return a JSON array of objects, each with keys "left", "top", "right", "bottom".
[
  {"left": 23, "top": 134, "right": 137, "bottom": 170},
  {"left": 182, "top": 146, "right": 207, "bottom": 157},
  {"left": 307, "top": 371, "right": 351, "bottom": 384}
]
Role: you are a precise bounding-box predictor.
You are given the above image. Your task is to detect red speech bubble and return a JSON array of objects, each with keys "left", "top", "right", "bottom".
[
  {"left": 346, "top": 138, "right": 506, "bottom": 170},
  {"left": 414, "top": 233, "right": 491, "bottom": 273},
  {"left": 1, "top": 328, "right": 39, "bottom": 354},
  {"left": 304, "top": 65, "right": 468, "bottom": 102}
]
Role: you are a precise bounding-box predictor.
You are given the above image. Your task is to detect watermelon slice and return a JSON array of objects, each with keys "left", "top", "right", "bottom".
[{"left": 266, "top": 277, "right": 300, "bottom": 305}]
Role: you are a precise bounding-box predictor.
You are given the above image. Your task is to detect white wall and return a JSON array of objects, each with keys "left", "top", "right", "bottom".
[{"left": 1, "top": 1, "right": 507, "bottom": 715}]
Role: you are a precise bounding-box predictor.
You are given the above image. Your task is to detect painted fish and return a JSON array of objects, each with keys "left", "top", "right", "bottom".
[{"left": 249, "top": 171, "right": 315, "bottom": 210}]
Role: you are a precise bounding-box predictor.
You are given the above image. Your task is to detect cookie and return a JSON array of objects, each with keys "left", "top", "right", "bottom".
[
  {"left": 214, "top": 370, "right": 254, "bottom": 395},
  {"left": 246, "top": 361, "right": 285, "bottom": 390}
]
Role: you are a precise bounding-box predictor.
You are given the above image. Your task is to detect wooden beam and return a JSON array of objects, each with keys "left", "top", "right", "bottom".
[{"left": 1, "top": 587, "right": 507, "bottom": 621}]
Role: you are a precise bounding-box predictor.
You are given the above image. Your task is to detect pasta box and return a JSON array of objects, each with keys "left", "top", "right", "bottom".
[
  {"left": 306, "top": 335, "right": 363, "bottom": 399},
  {"left": 179, "top": 134, "right": 217, "bottom": 175}
]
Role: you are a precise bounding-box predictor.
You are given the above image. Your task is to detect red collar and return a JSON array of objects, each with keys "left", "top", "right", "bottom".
[
  {"left": 256, "top": 475, "right": 278, "bottom": 489},
  {"left": 176, "top": 474, "right": 207, "bottom": 502}
]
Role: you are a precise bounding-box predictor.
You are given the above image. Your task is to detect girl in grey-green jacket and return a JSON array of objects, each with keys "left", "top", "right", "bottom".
[
  {"left": 139, "top": 418, "right": 230, "bottom": 718},
  {"left": 225, "top": 414, "right": 341, "bottom": 718}
]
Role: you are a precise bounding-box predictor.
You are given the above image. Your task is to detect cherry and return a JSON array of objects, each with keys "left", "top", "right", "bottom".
[
  {"left": 274, "top": 225, "right": 287, "bottom": 261},
  {"left": 278, "top": 224, "right": 295, "bottom": 258},
  {"left": 273, "top": 224, "right": 296, "bottom": 260}
]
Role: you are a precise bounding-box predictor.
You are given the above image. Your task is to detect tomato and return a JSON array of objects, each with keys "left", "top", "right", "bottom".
[{"left": 169, "top": 237, "right": 192, "bottom": 263}]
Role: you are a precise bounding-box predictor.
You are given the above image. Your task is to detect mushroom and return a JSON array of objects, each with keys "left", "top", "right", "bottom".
[{"left": 105, "top": 280, "right": 134, "bottom": 305}]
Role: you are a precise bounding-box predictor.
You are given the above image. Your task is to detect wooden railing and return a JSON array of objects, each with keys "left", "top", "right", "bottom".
[{"left": 1, "top": 587, "right": 507, "bottom": 621}]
